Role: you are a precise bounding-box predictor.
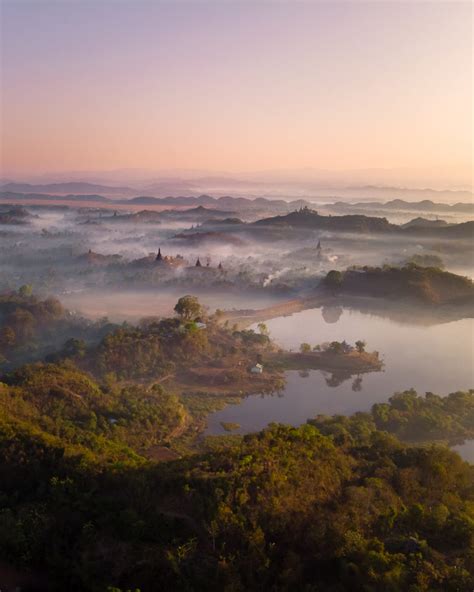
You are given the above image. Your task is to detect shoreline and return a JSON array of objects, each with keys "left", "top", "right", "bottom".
[
  {"left": 219, "top": 293, "right": 474, "bottom": 329},
  {"left": 165, "top": 348, "right": 383, "bottom": 455}
]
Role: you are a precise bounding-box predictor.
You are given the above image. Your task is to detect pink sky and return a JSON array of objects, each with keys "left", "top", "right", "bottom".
[{"left": 1, "top": 1, "right": 472, "bottom": 186}]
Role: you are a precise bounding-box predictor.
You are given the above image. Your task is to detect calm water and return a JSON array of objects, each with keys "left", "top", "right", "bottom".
[
  {"left": 206, "top": 307, "right": 474, "bottom": 448},
  {"left": 452, "top": 441, "right": 474, "bottom": 463}
]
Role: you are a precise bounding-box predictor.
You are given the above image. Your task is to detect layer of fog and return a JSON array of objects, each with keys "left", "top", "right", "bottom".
[{"left": 1, "top": 204, "right": 472, "bottom": 321}]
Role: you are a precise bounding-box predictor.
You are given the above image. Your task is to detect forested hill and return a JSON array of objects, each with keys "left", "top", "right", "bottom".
[
  {"left": 254, "top": 207, "right": 474, "bottom": 237},
  {"left": 254, "top": 207, "right": 396, "bottom": 233},
  {"left": 323, "top": 264, "right": 474, "bottom": 305},
  {"left": 0, "top": 391, "right": 473, "bottom": 591}
]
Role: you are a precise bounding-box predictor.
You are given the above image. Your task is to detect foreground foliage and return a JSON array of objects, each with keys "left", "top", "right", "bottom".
[
  {"left": 0, "top": 387, "right": 473, "bottom": 591},
  {"left": 0, "top": 295, "right": 473, "bottom": 590}
]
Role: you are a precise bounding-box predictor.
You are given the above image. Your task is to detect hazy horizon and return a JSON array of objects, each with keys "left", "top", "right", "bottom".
[
  {"left": 1, "top": 1, "right": 472, "bottom": 190},
  {"left": 1, "top": 164, "right": 472, "bottom": 191}
]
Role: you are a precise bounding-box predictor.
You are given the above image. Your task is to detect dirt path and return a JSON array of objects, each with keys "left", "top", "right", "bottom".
[{"left": 219, "top": 297, "right": 319, "bottom": 329}]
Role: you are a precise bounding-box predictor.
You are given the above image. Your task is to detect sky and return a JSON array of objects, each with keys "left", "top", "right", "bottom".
[{"left": 0, "top": 0, "right": 472, "bottom": 186}]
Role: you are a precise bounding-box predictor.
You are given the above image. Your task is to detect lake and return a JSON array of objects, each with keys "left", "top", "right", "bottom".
[
  {"left": 206, "top": 307, "right": 474, "bottom": 453},
  {"left": 452, "top": 440, "right": 474, "bottom": 463}
]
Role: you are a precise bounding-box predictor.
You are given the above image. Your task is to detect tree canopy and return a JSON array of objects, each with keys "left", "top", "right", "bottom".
[{"left": 174, "top": 295, "right": 203, "bottom": 321}]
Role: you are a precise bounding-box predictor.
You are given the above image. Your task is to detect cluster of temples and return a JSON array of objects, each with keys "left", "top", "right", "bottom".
[{"left": 156, "top": 248, "right": 224, "bottom": 271}]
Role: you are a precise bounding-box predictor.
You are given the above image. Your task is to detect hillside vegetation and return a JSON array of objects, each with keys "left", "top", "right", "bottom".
[
  {"left": 0, "top": 396, "right": 473, "bottom": 591},
  {"left": 254, "top": 207, "right": 473, "bottom": 238},
  {"left": 0, "top": 293, "right": 473, "bottom": 591},
  {"left": 255, "top": 207, "right": 395, "bottom": 233},
  {"left": 324, "top": 264, "right": 474, "bottom": 305}
]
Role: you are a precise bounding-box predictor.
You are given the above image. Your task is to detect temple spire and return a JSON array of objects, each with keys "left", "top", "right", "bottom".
[
  {"left": 195, "top": 257, "right": 202, "bottom": 267},
  {"left": 156, "top": 248, "right": 163, "bottom": 261}
]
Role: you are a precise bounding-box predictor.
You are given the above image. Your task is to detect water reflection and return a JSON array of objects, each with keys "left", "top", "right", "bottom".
[
  {"left": 206, "top": 307, "right": 474, "bottom": 436},
  {"left": 321, "top": 305, "right": 343, "bottom": 324},
  {"left": 352, "top": 375, "right": 363, "bottom": 392}
]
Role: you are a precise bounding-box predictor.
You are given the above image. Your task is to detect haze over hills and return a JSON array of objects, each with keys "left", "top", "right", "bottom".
[
  {"left": 1, "top": 189, "right": 472, "bottom": 220},
  {"left": 1, "top": 169, "right": 472, "bottom": 203},
  {"left": 0, "top": 190, "right": 314, "bottom": 212},
  {"left": 0, "top": 182, "right": 137, "bottom": 198},
  {"left": 6, "top": 162, "right": 471, "bottom": 187},
  {"left": 332, "top": 199, "right": 474, "bottom": 214}
]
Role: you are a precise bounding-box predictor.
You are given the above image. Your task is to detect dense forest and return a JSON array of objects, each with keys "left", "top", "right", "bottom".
[
  {"left": 0, "top": 291, "right": 473, "bottom": 591},
  {"left": 1, "top": 401, "right": 473, "bottom": 591},
  {"left": 324, "top": 264, "right": 474, "bottom": 305}
]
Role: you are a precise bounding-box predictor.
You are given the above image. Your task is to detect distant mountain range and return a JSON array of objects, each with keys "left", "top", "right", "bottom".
[
  {"left": 159, "top": 205, "right": 238, "bottom": 220},
  {"left": 332, "top": 199, "right": 474, "bottom": 214},
  {"left": 0, "top": 190, "right": 472, "bottom": 221},
  {"left": 1, "top": 178, "right": 472, "bottom": 202},
  {"left": 0, "top": 182, "right": 136, "bottom": 198},
  {"left": 2, "top": 192, "right": 471, "bottom": 239},
  {"left": 344, "top": 186, "right": 473, "bottom": 200},
  {"left": 0, "top": 191, "right": 113, "bottom": 203},
  {"left": 109, "top": 205, "right": 238, "bottom": 224},
  {"left": 127, "top": 195, "right": 311, "bottom": 211},
  {"left": 0, "top": 190, "right": 312, "bottom": 212}
]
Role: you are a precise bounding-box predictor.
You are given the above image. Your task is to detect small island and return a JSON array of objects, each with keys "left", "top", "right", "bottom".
[{"left": 269, "top": 339, "right": 382, "bottom": 374}]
